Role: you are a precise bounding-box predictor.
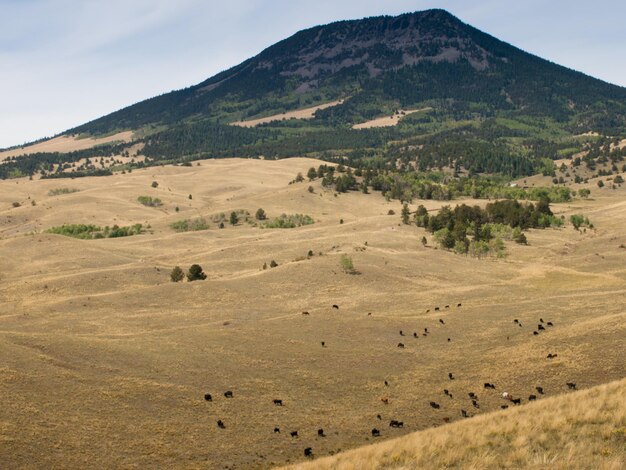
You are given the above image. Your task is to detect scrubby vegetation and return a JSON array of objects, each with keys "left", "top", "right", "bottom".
[
  {"left": 187, "top": 264, "right": 207, "bottom": 281},
  {"left": 340, "top": 254, "right": 356, "bottom": 274},
  {"left": 417, "top": 198, "right": 560, "bottom": 256},
  {"left": 170, "top": 218, "right": 209, "bottom": 232},
  {"left": 48, "top": 188, "right": 80, "bottom": 196},
  {"left": 137, "top": 196, "right": 162, "bottom": 207},
  {"left": 46, "top": 223, "right": 144, "bottom": 239},
  {"left": 262, "top": 214, "right": 314, "bottom": 229}
]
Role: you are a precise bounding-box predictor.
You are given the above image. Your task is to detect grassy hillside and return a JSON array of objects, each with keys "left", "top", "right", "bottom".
[
  {"left": 285, "top": 378, "right": 626, "bottom": 469},
  {"left": 1, "top": 158, "right": 624, "bottom": 468}
]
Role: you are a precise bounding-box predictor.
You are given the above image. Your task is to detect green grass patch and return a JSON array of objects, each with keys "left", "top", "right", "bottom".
[
  {"left": 170, "top": 218, "right": 209, "bottom": 232},
  {"left": 262, "top": 213, "right": 314, "bottom": 228},
  {"left": 47, "top": 223, "right": 144, "bottom": 239},
  {"left": 48, "top": 187, "right": 80, "bottom": 196},
  {"left": 137, "top": 196, "right": 162, "bottom": 207}
]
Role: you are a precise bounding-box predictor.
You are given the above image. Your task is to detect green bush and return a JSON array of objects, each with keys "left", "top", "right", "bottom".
[
  {"left": 262, "top": 214, "right": 314, "bottom": 229},
  {"left": 170, "top": 218, "right": 209, "bottom": 232},
  {"left": 340, "top": 254, "right": 356, "bottom": 273},
  {"left": 138, "top": 196, "right": 162, "bottom": 207},
  {"left": 187, "top": 264, "right": 207, "bottom": 281},
  {"left": 48, "top": 188, "right": 79, "bottom": 196},
  {"left": 46, "top": 223, "right": 143, "bottom": 239}
]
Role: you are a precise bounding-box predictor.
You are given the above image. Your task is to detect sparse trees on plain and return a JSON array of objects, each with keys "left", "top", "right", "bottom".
[
  {"left": 170, "top": 266, "right": 185, "bottom": 282},
  {"left": 187, "top": 264, "right": 207, "bottom": 281}
]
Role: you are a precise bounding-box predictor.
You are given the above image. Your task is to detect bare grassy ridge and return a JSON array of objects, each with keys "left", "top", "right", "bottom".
[
  {"left": 0, "top": 158, "right": 624, "bottom": 469},
  {"left": 286, "top": 378, "right": 626, "bottom": 469}
]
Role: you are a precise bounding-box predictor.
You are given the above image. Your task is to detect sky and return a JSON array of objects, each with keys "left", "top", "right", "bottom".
[{"left": 1, "top": 0, "right": 625, "bottom": 148}]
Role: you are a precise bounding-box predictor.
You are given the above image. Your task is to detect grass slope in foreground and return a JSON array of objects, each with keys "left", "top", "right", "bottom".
[{"left": 286, "top": 378, "right": 626, "bottom": 470}]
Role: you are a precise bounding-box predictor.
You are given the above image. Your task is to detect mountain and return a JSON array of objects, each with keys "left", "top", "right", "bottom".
[{"left": 4, "top": 9, "right": 626, "bottom": 179}]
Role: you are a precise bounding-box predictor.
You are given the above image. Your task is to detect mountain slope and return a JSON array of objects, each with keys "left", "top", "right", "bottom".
[
  {"left": 71, "top": 9, "right": 626, "bottom": 135},
  {"left": 285, "top": 378, "right": 626, "bottom": 469}
]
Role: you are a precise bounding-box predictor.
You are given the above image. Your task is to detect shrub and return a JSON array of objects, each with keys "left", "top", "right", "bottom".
[
  {"left": 597, "top": 180, "right": 604, "bottom": 188},
  {"left": 308, "top": 185, "right": 315, "bottom": 193},
  {"left": 187, "top": 264, "right": 207, "bottom": 281},
  {"left": 48, "top": 188, "right": 79, "bottom": 196},
  {"left": 401, "top": 203, "right": 410, "bottom": 224},
  {"left": 151, "top": 181, "right": 158, "bottom": 188},
  {"left": 270, "top": 260, "right": 278, "bottom": 268},
  {"left": 170, "top": 218, "right": 209, "bottom": 232},
  {"left": 421, "top": 236, "right": 427, "bottom": 247},
  {"left": 614, "top": 175, "right": 624, "bottom": 184},
  {"left": 295, "top": 172, "right": 304, "bottom": 182},
  {"left": 262, "top": 214, "right": 314, "bottom": 229},
  {"left": 170, "top": 266, "right": 184, "bottom": 282},
  {"left": 138, "top": 196, "right": 162, "bottom": 207},
  {"left": 12, "top": 202, "right": 21, "bottom": 208},
  {"left": 255, "top": 208, "right": 267, "bottom": 220},
  {"left": 388, "top": 209, "right": 395, "bottom": 215},
  {"left": 340, "top": 254, "right": 356, "bottom": 274},
  {"left": 307, "top": 250, "right": 314, "bottom": 257},
  {"left": 230, "top": 211, "right": 238, "bottom": 225}
]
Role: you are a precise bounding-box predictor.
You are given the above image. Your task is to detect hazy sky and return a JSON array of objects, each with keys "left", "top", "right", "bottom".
[{"left": 1, "top": 0, "right": 625, "bottom": 148}]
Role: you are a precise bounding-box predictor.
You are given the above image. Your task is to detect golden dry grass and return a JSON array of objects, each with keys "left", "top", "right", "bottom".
[
  {"left": 0, "top": 131, "right": 135, "bottom": 160},
  {"left": 0, "top": 158, "right": 624, "bottom": 468},
  {"left": 285, "top": 378, "right": 626, "bottom": 470},
  {"left": 230, "top": 100, "right": 344, "bottom": 127}
]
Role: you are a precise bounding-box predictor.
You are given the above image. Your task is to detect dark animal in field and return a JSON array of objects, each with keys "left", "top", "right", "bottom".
[
  {"left": 567, "top": 382, "right": 577, "bottom": 390},
  {"left": 224, "top": 391, "right": 233, "bottom": 398},
  {"left": 376, "top": 414, "right": 382, "bottom": 420},
  {"left": 413, "top": 332, "right": 418, "bottom": 338},
  {"left": 536, "top": 386, "right": 544, "bottom": 394},
  {"left": 443, "top": 417, "right": 450, "bottom": 423},
  {"left": 472, "top": 400, "right": 479, "bottom": 408},
  {"left": 435, "top": 307, "right": 440, "bottom": 311},
  {"left": 439, "top": 319, "right": 445, "bottom": 324},
  {"left": 204, "top": 393, "right": 212, "bottom": 401},
  {"left": 426, "top": 309, "right": 430, "bottom": 313},
  {"left": 457, "top": 303, "right": 462, "bottom": 307},
  {"left": 399, "top": 330, "right": 404, "bottom": 336},
  {"left": 304, "top": 447, "right": 313, "bottom": 457},
  {"left": 430, "top": 401, "right": 440, "bottom": 409},
  {"left": 443, "top": 389, "right": 450, "bottom": 396},
  {"left": 422, "top": 333, "right": 428, "bottom": 337},
  {"left": 533, "top": 331, "right": 539, "bottom": 335},
  {"left": 449, "top": 373, "right": 454, "bottom": 380},
  {"left": 332, "top": 305, "right": 339, "bottom": 309},
  {"left": 321, "top": 341, "right": 325, "bottom": 347},
  {"left": 290, "top": 431, "right": 298, "bottom": 438},
  {"left": 513, "top": 319, "right": 519, "bottom": 324},
  {"left": 540, "top": 318, "right": 545, "bottom": 323},
  {"left": 460, "top": 409, "right": 468, "bottom": 418},
  {"left": 529, "top": 394, "right": 537, "bottom": 401},
  {"left": 302, "top": 311, "right": 309, "bottom": 315},
  {"left": 273, "top": 399, "right": 283, "bottom": 406},
  {"left": 424, "top": 328, "right": 429, "bottom": 333},
  {"left": 389, "top": 420, "right": 403, "bottom": 428},
  {"left": 547, "top": 322, "right": 554, "bottom": 326},
  {"left": 381, "top": 397, "right": 389, "bottom": 404},
  {"left": 519, "top": 323, "right": 523, "bottom": 327},
  {"left": 447, "top": 338, "right": 451, "bottom": 342},
  {"left": 397, "top": 343, "right": 405, "bottom": 348},
  {"left": 318, "top": 429, "right": 325, "bottom": 437},
  {"left": 538, "top": 324, "right": 545, "bottom": 330},
  {"left": 371, "top": 428, "right": 380, "bottom": 437},
  {"left": 445, "top": 305, "right": 450, "bottom": 309},
  {"left": 484, "top": 383, "right": 496, "bottom": 389},
  {"left": 274, "top": 427, "right": 280, "bottom": 433},
  {"left": 217, "top": 420, "right": 225, "bottom": 429},
  {"left": 384, "top": 380, "right": 389, "bottom": 386},
  {"left": 547, "top": 353, "right": 558, "bottom": 359},
  {"left": 468, "top": 392, "right": 477, "bottom": 399},
  {"left": 501, "top": 405, "right": 509, "bottom": 409},
  {"left": 367, "top": 312, "right": 372, "bottom": 316},
  {"left": 512, "top": 398, "right": 522, "bottom": 405}
]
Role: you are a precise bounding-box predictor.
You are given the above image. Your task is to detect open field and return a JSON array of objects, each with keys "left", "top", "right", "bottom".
[
  {"left": 286, "top": 377, "right": 626, "bottom": 469},
  {"left": 352, "top": 108, "right": 431, "bottom": 129},
  {"left": 230, "top": 100, "right": 344, "bottom": 127},
  {"left": 0, "top": 131, "right": 135, "bottom": 161},
  {"left": 1, "top": 158, "right": 625, "bottom": 468}
]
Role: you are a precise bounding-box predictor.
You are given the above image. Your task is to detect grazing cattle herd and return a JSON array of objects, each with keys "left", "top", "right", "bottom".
[{"left": 202, "top": 302, "right": 579, "bottom": 462}]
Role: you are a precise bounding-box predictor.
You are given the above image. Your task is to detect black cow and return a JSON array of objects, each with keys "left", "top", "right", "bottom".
[
  {"left": 376, "top": 414, "right": 382, "bottom": 420},
  {"left": 217, "top": 420, "right": 225, "bottom": 429},
  {"left": 273, "top": 399, "right": 283, "bottom": 406},
  {"left": 547, "top": 321, "right": 554, "bottom": 326},
  {"left": 443, "top": 389, "right": 450, "bottom": 396},
  {"left": 501, "top": 405, "right": 509, "bottom": 409},
  {"left": 224, "top": 391, "right": 233, "bottom": 398},
  {"left": 533, "top": 331, "right": 539, "bottom": 335},
  {"left": 457, "top": 303, "right": 462, "bottom": 307},
  {"left": 304, "top": 447, "right": 313, "bottom": 457},
  {"left": 538, "top": 324, "right": 545, "bottom": 330},
  {"left": 439, "top": 319, "right": 445, "bottom": 325},
  {"left": 332, "top": 305, "right": 339, "bottom": 309},
  {"left": 445, "top": 305, "right": 450, "bottom": 309},
  {"left": 567, "top": 382, "right": 577, "bottom": 390},
  {"left": 449, "top": 372, "right": 454, "bottom": 380},
  {"left": 290, "top": 431, "right": 298, "bottom": 438},
  {"left": 318, "top": 429, "right": 325, "bottom": 437},
  {"left": 512, "top": 398, "right": 522, "bottom": 405},
  {"left": 389, "top": 420, "right": 403, "bottom": 428},
  {"left": 484, "top": 383, "right": 496, "bottom": 389},
  {"left": 430, "top": 401, "right": 440, "bottom": 409},
  {"left": 413, "top": 332, "right": 418, "bottom": 338},
  {"left": 540, "top": 318, "right": 545, "bottom": 323},
  {"left": 424, "top": 328, "right": 429, "bottom": 333},
  {"left": 528, "top": 394, "right": 537, "bottom": 401},
  {"left": 468, "top": 392, "right": 477, "bottom": 399},
  {"left": 274, "top": 427, "right": 280, "bottom": 433},
  {"left": 399, "top": 330, "right": 404, "bottom": 336},
  {"left": 435, "top": 307, "right": 440, "bottom": 311},
  {"left": 513, "top": 319, "right": 519, "bottom": 324},
  {"left": 321, "top": 341, "right": 325, "bottom": 347},
  {"left": 371, "top": 428, "right": 380, "bottom": 437},
  {"left": 302, "top": 311, "right": 310, "bottom": 315},
  {"left": 536, "top": 386, "right": 544, "bottom": 394},
  {"left": 384, "top": 380, "right": 389, "bottom": 386},
  {"left": 397, "top": 343, "right": 405, "bottom": 348},
  {"left": 460, "top": 409, "right": 468, "bottom": 418},
  {"left": 472, "top": 400, "right": 480, "bottom": 408},
  {"left": 204, "top": 393, "right": 212, "bottom": 401}
]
